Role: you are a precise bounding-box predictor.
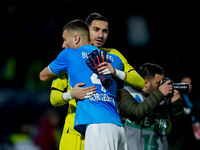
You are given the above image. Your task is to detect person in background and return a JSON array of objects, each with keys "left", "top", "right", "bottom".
[
  {"left": 9, "top": 123, "right": 41, "bottom": 150},
  {"left": 34, "top": 109, "right": 59, "bottom": 150},
  {"left": 118, "top": 63, "right": 184, "bottom": 150},
  {"left": 171, "top": 75, "right": 200, "bottom": 150}
]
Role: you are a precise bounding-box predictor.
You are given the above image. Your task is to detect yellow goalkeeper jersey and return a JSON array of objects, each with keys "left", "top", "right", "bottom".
[{"left": 50, "top": 48, "right": 144, "bottom": 150}]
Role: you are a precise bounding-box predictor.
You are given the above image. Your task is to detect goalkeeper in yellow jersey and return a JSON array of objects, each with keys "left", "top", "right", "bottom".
[{"left": 50, "top": 13, "right": 145, "bottom": 150}]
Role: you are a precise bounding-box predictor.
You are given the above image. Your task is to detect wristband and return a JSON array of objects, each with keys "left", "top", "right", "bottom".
[
  {"left": 62, "top": 91, "right": 72, "bottom": 102},
  {"left": 115, "top": 69, "right": 126, "bottom": 81}
]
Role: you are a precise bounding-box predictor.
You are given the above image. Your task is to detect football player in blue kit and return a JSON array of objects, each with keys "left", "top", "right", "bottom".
[{"left": 40, "top": 20, "right": 127, "bottom": 150}]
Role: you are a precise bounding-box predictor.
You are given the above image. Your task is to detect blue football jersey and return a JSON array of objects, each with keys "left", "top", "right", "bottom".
[{"left": 49, "top": 45, "right": 124, "bottom": 135}]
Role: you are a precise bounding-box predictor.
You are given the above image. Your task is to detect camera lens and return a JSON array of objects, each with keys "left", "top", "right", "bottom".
[{"left": 172, "top": 83, "right": 189, "bottom": 93}]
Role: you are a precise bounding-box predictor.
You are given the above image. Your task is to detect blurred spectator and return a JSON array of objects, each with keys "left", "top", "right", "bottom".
[
  {"left": 24, "top": 59, "right": 50, "bottom": 91},
  {"left": 34, "top": 109, "right": 60, "bottom": 150},
  {"left": 0, "top": 57, "right": 17, "bottom": 88},
  {"left": 9, "top": 123, "right": 32, "bottom": 144},
  {"left": 9, "top": 123, "right": 41, "bottom": 150},
  {"left": 170, "top": 75, "right": 200, "bottom": 150}
]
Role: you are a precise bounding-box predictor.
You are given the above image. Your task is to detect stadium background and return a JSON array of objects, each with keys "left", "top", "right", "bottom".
[{"left": 0, "top": 0, "right": 198, "bottom": 147}]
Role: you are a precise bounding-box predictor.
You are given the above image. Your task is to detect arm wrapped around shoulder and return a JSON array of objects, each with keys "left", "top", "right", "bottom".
[
  {"left": 50, "top": 90, "right": 67, "bottom": 107},
  {"left": 125, "top": 70, "right": 145, "bottom": 89}
]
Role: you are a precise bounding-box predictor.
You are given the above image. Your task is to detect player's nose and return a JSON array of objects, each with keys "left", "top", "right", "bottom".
[
  {"left": 98, "top": 31, "right": 103, "bottom": 38},
  {"left": 62, "top": 41, "right": 66, "bottom": 49}
]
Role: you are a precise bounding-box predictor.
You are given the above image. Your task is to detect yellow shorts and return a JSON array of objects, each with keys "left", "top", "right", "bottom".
[{"left": 59, "top": 132, "right": 85, "bottom": 150}]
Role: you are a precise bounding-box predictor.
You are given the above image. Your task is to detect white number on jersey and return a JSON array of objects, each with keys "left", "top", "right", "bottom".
[{"left": 90, "top": 73, "right": 106, "bottom": 93}]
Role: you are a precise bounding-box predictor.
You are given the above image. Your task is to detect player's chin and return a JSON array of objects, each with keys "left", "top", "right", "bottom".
[{"left": 94, "top": 41, "right": 104, "bottom": 48}]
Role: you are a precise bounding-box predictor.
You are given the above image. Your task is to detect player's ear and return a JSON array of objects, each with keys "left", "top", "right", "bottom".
[
  {"left": 144, "top": 79, "right": 150, "bottom": 88},
  {"left": 74, "top": 35, "right": 80, "bottom": 45}
]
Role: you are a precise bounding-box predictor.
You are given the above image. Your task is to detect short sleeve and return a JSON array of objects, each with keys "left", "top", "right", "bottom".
[{"left": 49, "top": 49, "right": 68, "bottom": 75}]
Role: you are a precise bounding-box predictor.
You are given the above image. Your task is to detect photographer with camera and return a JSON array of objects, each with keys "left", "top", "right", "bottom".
[{"left": 118, "top": 63, "right": 185, "bottom": 150}]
